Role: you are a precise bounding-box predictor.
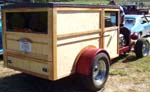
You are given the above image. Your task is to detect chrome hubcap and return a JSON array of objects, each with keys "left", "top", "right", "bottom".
[
  {"left": 142, "top": 42, "right": 149, "bottom": 56},
  {"left": 92, "top": 59, "right": 106, "bottom": 86}
]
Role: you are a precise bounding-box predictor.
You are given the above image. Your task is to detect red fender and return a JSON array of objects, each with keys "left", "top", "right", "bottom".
[{"left": 76, "top": 47, "right": 110, "bottom": 75}]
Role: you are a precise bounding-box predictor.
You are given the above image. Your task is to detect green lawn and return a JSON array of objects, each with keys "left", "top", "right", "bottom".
[{"left": 110, "top": 54, "right": 150, "bottom": 76}]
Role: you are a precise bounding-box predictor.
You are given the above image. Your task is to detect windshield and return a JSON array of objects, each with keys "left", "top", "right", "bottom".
[
  {"left": 124, "top": 18, "right": 135, "bottom": 30},
  {"left": 145, "top": 15, "right": 150, "bottom": 22}
]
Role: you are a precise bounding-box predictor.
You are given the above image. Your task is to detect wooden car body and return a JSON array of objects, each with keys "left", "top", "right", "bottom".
[{"left": 2, "top": 3, "right": 120, "bottom": 80}]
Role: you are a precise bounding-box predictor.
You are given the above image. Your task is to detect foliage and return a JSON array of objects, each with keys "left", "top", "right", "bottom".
[{"left": 33, "top": 0, "right": 74, "bottom": 3}]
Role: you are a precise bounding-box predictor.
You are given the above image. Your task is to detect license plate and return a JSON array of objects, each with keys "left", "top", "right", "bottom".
[{"left": 20, "top": 39, "right": 32, "bottom": 53}]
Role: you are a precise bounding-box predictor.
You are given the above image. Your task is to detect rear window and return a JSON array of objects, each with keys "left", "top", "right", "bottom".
[{"left": 6, "top": 12, "right": 48, "bottom": 34}]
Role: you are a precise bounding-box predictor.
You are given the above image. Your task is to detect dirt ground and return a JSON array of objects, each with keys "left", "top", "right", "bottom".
[{"left": 0, "top": 54, "right": 150, "bottom": 92}]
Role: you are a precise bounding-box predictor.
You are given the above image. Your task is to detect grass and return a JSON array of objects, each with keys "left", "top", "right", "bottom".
[
  {"left": 109, "top": 54, "right": 150, "bottom": 76},
  {"left": 130, "top": 58, "right": 150, "bottom": 72},
  {"left": 105, "top": 54, "right": 150, "bottom": 92},
  {"left": 110, "top": 69, "right": 128, "bottom": 76}
]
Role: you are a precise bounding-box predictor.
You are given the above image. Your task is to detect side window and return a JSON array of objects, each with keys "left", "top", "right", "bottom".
[
  {"left": 105, "top": 11, "right": 118, "bottom": 27},
  {"left": 6, "top": 12, "right": 48, "bottom": 34}
]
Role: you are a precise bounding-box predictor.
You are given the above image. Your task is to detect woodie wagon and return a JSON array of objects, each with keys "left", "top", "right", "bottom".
[{"left": 2, "top": 3, "right": 147, "bottom": 91}]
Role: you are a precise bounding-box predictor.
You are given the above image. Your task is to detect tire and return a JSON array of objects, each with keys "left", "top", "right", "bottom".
[
  {"left": 82, "top": 53, "right": 110, "bottom": 91},
  {"left": 134, "top": 38, "right": 150, "bottom": 58}
]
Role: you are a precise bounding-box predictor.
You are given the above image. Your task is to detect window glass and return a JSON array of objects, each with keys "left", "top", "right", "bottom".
[
  {"left": 125, "top": 18, "right": 135, "bottom": 25},
  {"left": 105, "top": 11, "right": 118, "bottom": 27},
  {"left": 141, "top": 16, "right": 149, "bottom": 24},
  {"left": 146, "top": 15, "right": 150, "bottom": 21},
  {"left": 6, "top": 12, "right": 48, "bottom": 34},
  {"left": 124, "top": 18, "right": 135, "bottom": 29}
]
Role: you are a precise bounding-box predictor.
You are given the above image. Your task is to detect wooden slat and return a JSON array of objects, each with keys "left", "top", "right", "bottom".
[
  {"left": 6, "top": 49, "right": 49, "bottom": 62},
  {"left": 48, "top": 9, "right": 53, "bottom": 62},
  {"left": 7, "top": 56, "right": 51, "bottom": 76},
  {"left": 7, "top": 65, "right": 49, "bottom": 79},
  {"left": 117, "top": 11, "right": 120, "bottom": 54},
  {"left": 57, "top": 30, "right": 100, "bottom": 40},
  {"left": 57, "top": 33, "right": 100, "bottom": 46},
  {"left": 52, "top": 8, "right": 58, "bottom": 80},
  {"left": 3, "top": 8, "right": 49, "bottom": 12},
  {"left": 2, "top": 10, "right": 7, "bottom": 67},
  {"left": 104, "top": 26, "right": 119, "bottom": 31},
  {"left": 100, "top": 9, "right": 105, "bottom": 48},
  {"left": 56, "top": 7, "right": 102, "bottom": 11},
  {"left": 98, "top": 11, "right": 101, "bottom": 48},
  {"left": 48, "top": 8, "right": 53, "bottom": 80},
  {"left": 6, "top": 39, "right": 49, "bottom": 56},
  {"left": 104, "top": 9, "right": 119, "bottom": 11},
  {"left": 6, "top": 32, "right": 48, "bottom": 44}
]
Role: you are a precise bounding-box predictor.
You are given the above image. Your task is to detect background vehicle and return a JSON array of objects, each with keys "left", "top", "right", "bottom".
[
  {"left": 0, "top": 4, "right": 3, "bottom": 54},
  {"left": 124, "top": 14, "right": 150, "bottom": 37},
  {"left": 122, "top": 4, "right": 149, "bottom": 14},
  {"left": 2, "top": 3, "right": 150, "bottom": 91}
]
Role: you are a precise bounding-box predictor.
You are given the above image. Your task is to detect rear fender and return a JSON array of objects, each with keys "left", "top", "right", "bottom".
[{"left": 75, "top": 47, "right": 110, "bottom": 75}]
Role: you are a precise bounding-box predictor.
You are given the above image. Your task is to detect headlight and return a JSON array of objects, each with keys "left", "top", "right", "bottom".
[{"left": 130, "top": 32, "right": 139, "bottom": 40}]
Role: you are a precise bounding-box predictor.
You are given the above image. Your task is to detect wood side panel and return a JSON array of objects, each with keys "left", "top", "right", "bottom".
[
  {"left": 8, "top": 65, "right": 49, "bottom": 79},
  {"left": 57, "top": 33, "right": 100, "bottom": 79},
  {"left": 52, "top": 8, "right": 58, "bottom": 80},
  {"left": 117, "top": 11, "right": 120, "bottom": 54},
  {"left": 103, "top": 30, "right": 119, "bottom": 59},
  {"left": 48, "top": 8, "right": 53, "bottom": 80},
  {"left": 57, "top": 10, "right": 100, "bottom": 35},
  {"left": 48, "top": 9, "right": 53, "bottom": 62},
  {"left": 100, "top": 9, "right": 105, "bottom": 48},
  {"left": 105, "top": 27, "right": 119, "bottom": 31},
  {"left": 6, "top": 40, "right": 49, "bottom": 56},
  {"left": 6, "top": 32, "right": 48, "bottom": 43},
  {"left": 6, "top": 49, "right": 48, "bottom": 61},
  {"left": 58, "top": 30, "right": 100, "bottom": 40},
  {"left": 7, "top": 56, "right": 52, "bottom": 77},
  {"left": 56, "top": 7, "right": 102, "bottom": 11},
  {"left": 2, "top": 10, "right": 7, "bottom": 67},
  {"left": 99, "top": 11, "right": 102, "bottom": 48},
  {"left": 3, "top": 8, "right": 48, "bottom": 12},
  {"left": 56, "top": 8, "right": 101, "bottom": 79},
  {"left": 104, "top": 9, "right": 119, "bottom": 11}
]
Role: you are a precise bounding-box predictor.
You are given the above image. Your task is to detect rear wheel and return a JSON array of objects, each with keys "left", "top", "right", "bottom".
[
  {"left": 134, "top": 38, "right": 150, "bottom": 58},
  {"left": 82, "top": 53, "right": 110, "bottom": 91}
]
